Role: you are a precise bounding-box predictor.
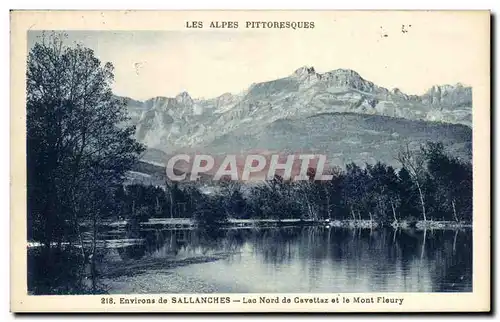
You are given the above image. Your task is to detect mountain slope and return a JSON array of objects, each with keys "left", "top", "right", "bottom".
[
  {"left": 204, "top": 112, "right": 472, "bottom": 168},
  {"left": 122, "top": 66, "right": 472, "bottom": 167}
]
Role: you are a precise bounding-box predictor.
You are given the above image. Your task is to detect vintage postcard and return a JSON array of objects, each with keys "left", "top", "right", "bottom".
[{"left": 10, "top": 10, "right": 490, "bottom": 313}]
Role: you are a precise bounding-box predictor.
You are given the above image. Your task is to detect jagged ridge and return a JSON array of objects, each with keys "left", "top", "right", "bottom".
[{"left": 121, "top": 66, "right": 472, "bottom": 165}]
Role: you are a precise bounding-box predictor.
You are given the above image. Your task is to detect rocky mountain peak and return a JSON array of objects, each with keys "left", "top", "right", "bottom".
[
  {"left": 422, "top": 83, "right": 472, "bottom": 107},
  {"left": 175, "top": 91, "right": 193, "bottom": 105},
  {"left": 323, "top": 68, "right": 382, "bottom": 94},
  {"left": 293, "top": 66, "right": 317, "bottom": 77},
  {"left": 329, "top": 68, "right": 362, "bottom": 77}
]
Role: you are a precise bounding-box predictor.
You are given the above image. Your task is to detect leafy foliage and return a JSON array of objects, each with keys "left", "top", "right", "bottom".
[{"left": 114, "top": 141, "right": 472, "bottom": 225}]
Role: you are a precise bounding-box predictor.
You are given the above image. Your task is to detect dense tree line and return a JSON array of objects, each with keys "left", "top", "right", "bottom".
[
  {"left": 106, "top": 141, "right": 472, "bottom": 227},
  {"left": 245, "top": 142, "right": 471, "bottom": 224}
]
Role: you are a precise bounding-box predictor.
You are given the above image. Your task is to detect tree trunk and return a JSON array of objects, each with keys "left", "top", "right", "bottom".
[
  {"left": 324, "top": 186, "right": 331, "bottom": 219},
  {"left": 351, "top": 208, "right": 356, "bottom": 221},
  {"left": 415, "top": 181, "right": 427, "bottom": 222},
  {"left": 451, "top": 199, "right": 458, "bottom": 222},
  {"left": 303, "top": 192, "right": 315, "bottom": 220},
  {"left": 91, "top": 212, "right": 98, "bottom": 293},
  {"left": 69, "top": 191, "right": 86, "bottom": 260},
  {"left": 307, "top": 202, "right": 315, "bottom": 220},
  {"left": 73, "top": 212, "right": 86, "bottom": 260},
  {"left": 169, "top": 190, "right": 174, "bottom": 219},
  {"left": 91, "top": 213, "right": 98, "bottom": 260},
  {"left": 390, "top": 201, "right": 397, "bottom": 223}
]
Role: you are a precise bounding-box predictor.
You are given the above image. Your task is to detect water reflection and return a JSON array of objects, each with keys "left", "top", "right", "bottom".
[{"left": 99, "top": 226, "right": 472, "bottom": 293}]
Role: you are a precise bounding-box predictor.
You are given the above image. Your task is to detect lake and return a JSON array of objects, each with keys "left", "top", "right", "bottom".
[{"left": 94, "top": 226, "right": 472, "bottom": 293}]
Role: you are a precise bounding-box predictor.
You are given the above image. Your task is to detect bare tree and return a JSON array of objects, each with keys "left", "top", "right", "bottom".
[{"left": 396, "top": 142, "right": 427, "bottom": 222}]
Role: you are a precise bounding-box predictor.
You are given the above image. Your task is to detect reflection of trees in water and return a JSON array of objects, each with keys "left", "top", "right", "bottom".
[
  {"left": 223, "top": 229, "right": 250, "bottom": 256},
  {"left": 104, "top": 228, "right": 190, "bottom": 261},
  {"left": 366, "top": 228, "right": 472, "bottom": 292},
  {"left": 189, "top": 229, "right": 228, "bottom": 255},
  {"left": 243, "top": 226, "right": 472, "bottom": 292},
  {"left": 141, "top": 229, "right": 190, "bottom": 257},
  {"left": 251, "top": 227, "right": 302, "bottom": 266},
  {"left": 189, "top": 228, "right": 248, "bottom": 256},
  {"left": 98, "top": 225, "right": 471, "bottom": 292},
  {"left": 115, "top": 227, "right": 249, "bottom": 260},
  {"left": 359, "top": 229, "right": 419, "bottom": 290},
  {"left": 423, "top": 230, "right": 472, "bottom": 292},
  {"left": 116, "top": 245, "right": 147, "bottom": 261}
]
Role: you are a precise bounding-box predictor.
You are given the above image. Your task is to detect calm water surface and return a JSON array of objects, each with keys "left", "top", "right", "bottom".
[{"left": 98, "top": 226, "right": 472, "bottom": 293}]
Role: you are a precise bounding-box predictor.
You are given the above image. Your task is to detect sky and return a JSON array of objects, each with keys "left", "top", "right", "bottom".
[{"left": 27, "top": 13, "right": 487, "bottom": 101}]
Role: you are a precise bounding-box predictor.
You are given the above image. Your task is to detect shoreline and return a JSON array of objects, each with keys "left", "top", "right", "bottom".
[
  {"left": 100, "top": 254, "right": 233, "bottom": 294},
  {"left": 28, "top": 218, "right": 472, "bottom": 249},
  {"left": 103, "top": 217, "right": 473, "bottom": 231}
]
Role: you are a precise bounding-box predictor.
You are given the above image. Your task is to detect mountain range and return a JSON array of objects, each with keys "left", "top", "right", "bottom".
[{"left": 121, "top": 66, "right": 472, "bottom": 169}]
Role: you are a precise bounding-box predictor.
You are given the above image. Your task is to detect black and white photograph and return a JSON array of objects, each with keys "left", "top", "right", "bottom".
[{"left": 10, "top": 10, "right": 491, "bottom": 313}]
